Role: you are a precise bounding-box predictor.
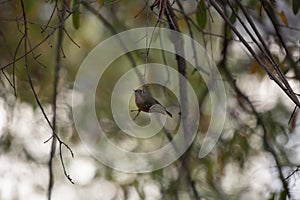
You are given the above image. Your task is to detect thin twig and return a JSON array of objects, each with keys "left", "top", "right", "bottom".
[
  {"left": 63, "top": 28, "right": 80, "bottom": 48},
  {"left": 0, "top": 18, "right": 58, "bottom": 29},
  {"left": 41, "top": 2, "right": 57, "bottom": 33},
  {"left": 158, "top": 25, "right": 171, "bottom": 88},
  {"left": 175, "top": 0, "right": 209, "bottom": 75},
  {"left": 27, "top": 37, "right": 47, "bottom": 68},
  {"left": 12, "top": 34, "right": 25, "bottom": 97},
  {"left": 0, "top": 28, "right": 16, "bottom": 93},
  {"left": 1, "top": 70, "right": 15, "bottom": 89},
  {"left": 0, "top": 12, "right": 73, "bottom": 71},
  {"left": 17, "top": 3, "right": 74, "bottom": 198},
  {"left": 286, "top": 166, "right": 300, "bottom": 180},
  {"left": 48, "top": 1, "right": 74, "bottom": 199}
]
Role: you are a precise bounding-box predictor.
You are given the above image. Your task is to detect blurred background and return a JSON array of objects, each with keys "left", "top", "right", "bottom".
[{"left": 0, "top": 0, "right": 300, "bottom": 199}]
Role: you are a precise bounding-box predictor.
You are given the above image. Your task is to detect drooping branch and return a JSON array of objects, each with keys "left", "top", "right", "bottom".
[
  {"left": 260, "top": 0, "right": 300, "bottom": 79},
  {"left": 209, "top": 0, "right": 300, "bottom": 109},
  {"left": 230, "top": 0, "right": 298, "bottom": 108},
  {"left": 17, "top": 2, "right": 74, "bottom": 200},
  {"left": 47, "top": 0, "right": 74, "bottom": 199},
  {"left": 216, "top": 3, "right": 290, "bottom": 198}
]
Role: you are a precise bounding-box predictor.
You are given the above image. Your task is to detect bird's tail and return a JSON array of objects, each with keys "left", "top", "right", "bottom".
[{"left": 165, "top": 110, "right": 172, "bottom": 118}]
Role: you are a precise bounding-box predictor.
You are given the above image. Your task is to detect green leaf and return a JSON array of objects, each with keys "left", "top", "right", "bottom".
[
  {"left": 196, "top": 0, "right": 207, "bottom": 29},
  {"left": 293, "top": 0, "right": 300, "bottom": 15},
  {"left": 72, "top": 0, "right": 80, "bottom": 29},
  {"left": 229, "top": 4, "right": 238, "bottom": 24}
]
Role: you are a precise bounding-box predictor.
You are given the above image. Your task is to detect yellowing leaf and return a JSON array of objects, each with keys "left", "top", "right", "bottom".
[{"left": 279, "top": 11, "right": 288, "bottom": 26}]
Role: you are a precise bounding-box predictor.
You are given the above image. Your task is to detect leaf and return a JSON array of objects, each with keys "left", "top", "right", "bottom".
[
  {"left": 278, "top": 11, "right": 288, "bottom": 26},
  {"left": 293, "top": 0, "right": 300, "bottom": 15},
  {"left": 272, "top": 6, "right": 289, "bottom": 26},
  {"left": 72, "top": 0, "right": 80, "bottom": 29},
  {"left": 289, "top": 108, "right": 298, "bottom": 132},
  {"left": 196, "top": 0, "right": 207, "bottom": 29}
]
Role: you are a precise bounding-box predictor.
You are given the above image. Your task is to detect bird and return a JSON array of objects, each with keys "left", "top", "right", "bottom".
[{"left": 131, "top": 89, "right": 172, "bottom": 120}]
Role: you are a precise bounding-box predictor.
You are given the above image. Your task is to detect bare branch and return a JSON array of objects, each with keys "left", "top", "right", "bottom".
[
  {"left": 286, "top": 166, "right": 300, "bottom": 180},
  {"left": 16, "top": 3, "right": 74, "bottom": 200},
  {"left": 48, "top": 1, "right": 74, "bottom": 198},
  {"left": 41, "top": 2, "right": 57, "bottom": 33}
]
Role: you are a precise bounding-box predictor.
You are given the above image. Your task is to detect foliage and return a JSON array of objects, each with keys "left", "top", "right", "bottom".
[{"left": 0, "top": 0, "right": 299, "bottom": 200}]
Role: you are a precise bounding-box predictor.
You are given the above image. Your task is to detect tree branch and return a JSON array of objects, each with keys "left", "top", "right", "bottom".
[
  {"left": 164, "top": 1, "right": 200, "bottom": 199},
  {"left": 210, "top": 0, "right": 300, "bottom": 108}
]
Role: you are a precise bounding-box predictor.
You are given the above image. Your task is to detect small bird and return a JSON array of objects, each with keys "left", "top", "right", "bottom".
[{"left": 131, "top": 89, "right": 172, "bottom": 120}]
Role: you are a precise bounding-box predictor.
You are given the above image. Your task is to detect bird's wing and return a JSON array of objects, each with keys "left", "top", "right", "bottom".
[{"left": 149, "top": 104, "right": 167, "bottom": 115}]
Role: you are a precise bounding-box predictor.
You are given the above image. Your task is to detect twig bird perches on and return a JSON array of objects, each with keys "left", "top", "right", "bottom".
[{"left": 131, "top": 89, "right": 172, "bottom": 120}]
